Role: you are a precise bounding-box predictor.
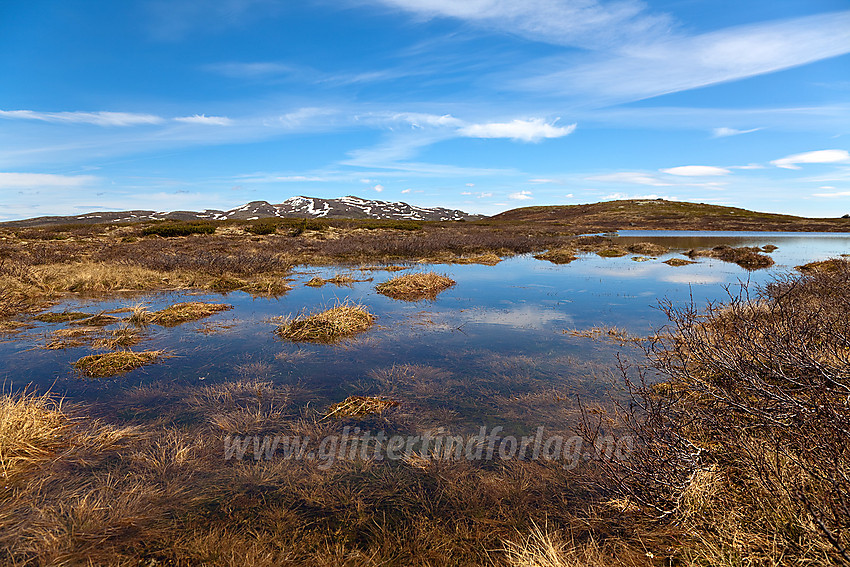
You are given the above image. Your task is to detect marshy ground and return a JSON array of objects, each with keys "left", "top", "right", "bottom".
[{"left": 1, "top": 214, "right": 849, "bottom": 565}]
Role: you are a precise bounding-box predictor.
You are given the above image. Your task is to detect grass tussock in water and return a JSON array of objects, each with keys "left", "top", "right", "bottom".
[
  {"left": 686, "top": 245, "right": 774, "bottom": 270},
  {"left": 534, "top": 248, "right": 578, "bottom": 265},
  {"left": 149, "top": 302, "right": 232, "bottom": 326},
  {"left": 797, "top": 258, "right": 846, "bottom": 273},
  {"left": 376, "top": 271, "right": 455, "bottom": 301},
  {"left": 73, "top": 350, "right": 163, "bottom": 377},
  {"left": 596, "top": 246, "right": 629, "bottom": 258},
  {"left": 304, "top": 274, "right": 370, "bottom": 287},
  {"left": 626, "top": 242, "right": 668, "bottom": 256},
  {"left": 449, "top": 252, "right": 503, "bottom": 265},
  {"left": 322, "top": 395, "right": 400, "bottom": 420},
  {"left": 664, "top": 257, "right": 697, "bottom": 267},
  {"left": 276, "top": 302, "right": 376, "bottom": 343},
  {"left": 33, "top": 311, "right": 90, "bottom": 323}
]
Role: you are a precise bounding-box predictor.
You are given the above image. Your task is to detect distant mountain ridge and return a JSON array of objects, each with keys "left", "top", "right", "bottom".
[{"left": 2, "top": 196, "right": 484, "bottom": 227}]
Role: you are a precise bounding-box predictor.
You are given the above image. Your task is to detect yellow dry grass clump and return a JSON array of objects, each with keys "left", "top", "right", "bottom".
[
  {"left": 276, "top": 303, "right": 376, "bottom": 343},
  {"left": 0, "top": 391, "right": 70, "bottom": 484},
  {"left": 534, "top": 248, "right": 578, "bottom": 265},
  {"left": 73, "top": 350, "right": 163, "bottom": 377},
  {"left": 131, "top": 302, "right": 232, "bottom": 327},
  {"left": 450, "top": 252, "right": 503, "bottom": 265},
  {"left": 664, "top": 258, "right": 697, "bottom": 267},
  {"left": 322, "top": 395, "right": 400, "bottom": 420},
  {"left": 376, "top": 272, "right": 455, "bottom": 301}
]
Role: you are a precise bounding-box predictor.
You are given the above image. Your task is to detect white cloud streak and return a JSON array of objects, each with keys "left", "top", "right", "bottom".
[
  {"left": 508, "top": 190, "right": 533, "bottom": 200},
  {"left": 0, "top": 172, "right": 99, "bottom": 188},
  {"left": 772, "top": 149, "right": 850, "bottom": 169},
  {"left": 174, "top": 114, "right": 234, "bottom": 126},
  {"left": 0, "top": 110, "right": 165, "bottom": 127},
  {"left": 459, "top": 119, "right": 575, "bottom": 142},
  {"left": 521, "top": 11, "right": 850, "bottom": 104},
  {"left": 712, "top": 127, "right": 761, "bottom": 138},
  {"left": 661, "top": 166, "right": 730, "bottom": 177}
]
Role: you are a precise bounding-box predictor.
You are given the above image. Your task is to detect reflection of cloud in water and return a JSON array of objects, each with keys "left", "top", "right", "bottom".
[
  {"left": 660, "top": 272, "right": 726, "bottom": 284},
  {"left": 459, "top": 304, "right": 575, "bottom": 330}
]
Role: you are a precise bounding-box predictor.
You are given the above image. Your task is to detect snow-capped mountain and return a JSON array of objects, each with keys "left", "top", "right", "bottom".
[{"left": 3, "top": 196, "right": 483, "bottom": 227}]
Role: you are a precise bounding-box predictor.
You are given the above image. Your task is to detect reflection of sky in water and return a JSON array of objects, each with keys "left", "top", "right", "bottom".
[{"left": 2, "top": 233, "right": 848, "bottom": 413}]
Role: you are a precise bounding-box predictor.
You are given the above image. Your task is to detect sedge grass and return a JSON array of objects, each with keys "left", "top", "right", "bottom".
[
  {"left": 376, "top": 272, "right": 455, "bottom": 301},
  {"left": 0, "top": 390, "right": 70, "bottom": 484},
  {"left": 73, "top": 350, "right": 164, "bottom": 377},
  {"left": 534, "top": 248, "right": 578, "bottom": 265},
  {"left": 130, "top": 302, "right": 233, "bottom": 327},
  {"left": 275, "top": 302, "right": 375, "bottom": 343},
  {"left": 322, "top": 395, "right": 400, "bottom": 420}
]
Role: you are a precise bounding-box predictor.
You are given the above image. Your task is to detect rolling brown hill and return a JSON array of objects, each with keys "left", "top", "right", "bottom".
[{"left": 489, "top": 199, "right": 850, "bottom": 232}]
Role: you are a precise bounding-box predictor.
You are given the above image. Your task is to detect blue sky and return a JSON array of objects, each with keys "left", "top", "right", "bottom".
[{"left": 1, "top": 0, "right": 849, "bottom": 220}]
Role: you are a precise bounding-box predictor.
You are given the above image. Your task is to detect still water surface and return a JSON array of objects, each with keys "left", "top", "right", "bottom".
[{"left": 2, "top": 231, "right": 848, "bottom": 429}]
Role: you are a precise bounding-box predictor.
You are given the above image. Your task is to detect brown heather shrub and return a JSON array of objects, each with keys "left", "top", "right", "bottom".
[{"left": 580, "top": 258, "right": 850, "bottom": 565}]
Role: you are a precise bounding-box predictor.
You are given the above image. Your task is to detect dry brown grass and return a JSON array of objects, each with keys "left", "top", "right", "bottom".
[
  {"left": 147, "top": 302, "right": 233, "bottom": 326},
  {"left": 566, "top": 326, "right": 643, "bottom": 344},
  {"left": 534, "top": 248, "right": 578, "bottom": 265},
  {"left": 0, "top": 390, "right": 69, "bottom": 485},
  {"left": 322, "top": 396, "right": 400, "bottom": 420},
  {"left": 664, "top": 258, "right": 697, "bottom": 267},
  {"left": 73, "top": 350, "right": 164, "bottom": 377},
  {"left": 276, "top": 302, "right": 376, "bottom": 343},
  {"left": 797, "top": 258, "right": 846, "bottom": 273},
  {"left": 626, "top": 242, "right": 668, "bottom": 256},
  {"left": 33, "top": 311, "right": 90, "bottom": 323},
  {"left": 686, "top": 245, "right": 774, "bottom": 270},
  {"left": 449, "top": 252, "right": 503, "bottom": 265},
  {"left": 376, "top": 272, "right": 455, "bottom": 301},
  {"left": 304, "top": 274, "right": 371, "bottom": 287},
  {"left": 93, "top": 325, "right": 142, "bottom": 349},
  {"left": 596, "top": 247, "right": 629, "bottom": 258}
]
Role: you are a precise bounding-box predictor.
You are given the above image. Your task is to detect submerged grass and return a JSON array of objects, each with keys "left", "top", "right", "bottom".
[
  {"left": 322, "top": 395, "right": 400, "bottom": 420},
  {"left": 73, "top": 350, "right": 163, "bottom": 377},
  {"left": 376, "top": 271, "right": 456, "bottom": 301},
  {"left": 275, "top": 302, "right": 376, "bottom": 343}
]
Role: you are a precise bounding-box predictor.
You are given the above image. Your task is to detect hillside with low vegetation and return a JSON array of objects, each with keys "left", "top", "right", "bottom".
[{"left": 491, "top": 199, "right": 850, "bottom": 232}]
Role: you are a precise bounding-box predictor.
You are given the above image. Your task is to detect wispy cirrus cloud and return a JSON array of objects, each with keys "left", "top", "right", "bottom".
[
  {"left": 174, "top": 114, "right": 234, "bottom": 126},
  {"left": 588, "top": 172, "right": 672, "bottom": 187},
  {"left": 0, "top": 172, "right": 99, "bottom": 188},
  {"left": 772, "top": 149, "right": 850, "bottom": 169},
  {"left": 712, "top": 127, "right": 761, "bottom": 138},
  {"left": 520, "top": 11, "right": 850, "bottom": 104},
  {"left": 0, "top": 110, "right": 165, "bottom": 126},
  {"left": 662, "top": 165, "right": 730, "bottom": 176},
  {"left": 368, "top": 0, "right": 674, "bottom": 51},
  {"left": 812, "top": 188, "right": 850, "bottom": 198}
]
